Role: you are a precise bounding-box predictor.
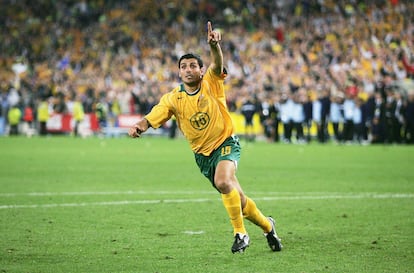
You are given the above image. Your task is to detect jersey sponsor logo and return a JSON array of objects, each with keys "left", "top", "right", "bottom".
[{"left": 190, "top": 112, "right": 210, "bottom": 130}]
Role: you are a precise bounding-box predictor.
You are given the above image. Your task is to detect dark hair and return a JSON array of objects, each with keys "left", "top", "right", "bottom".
[{"left": 178, "top": 53, "right": 203, "bottom": 68}]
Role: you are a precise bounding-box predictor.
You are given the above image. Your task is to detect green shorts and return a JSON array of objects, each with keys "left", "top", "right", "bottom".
[{"left": 194, "top": 135, "right": 241, "bottom": 188}]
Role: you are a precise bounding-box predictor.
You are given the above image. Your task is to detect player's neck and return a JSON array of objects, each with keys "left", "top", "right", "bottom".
[{"left": 184, "top": 83, "right": 201, "bottom": 95}]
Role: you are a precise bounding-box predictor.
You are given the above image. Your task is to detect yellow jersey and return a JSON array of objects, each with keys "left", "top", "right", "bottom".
[{"left": 145, "top": 68, "right": 234, "bottom": 156}]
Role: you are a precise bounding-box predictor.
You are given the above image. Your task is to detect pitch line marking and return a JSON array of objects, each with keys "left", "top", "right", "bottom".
[
  {"left": 0, "top": 191, "right": 404, "bottom": 197},
  {"left": 0, "top": 190, "right": 218, "bottom": 197},
  {"left": 0, "top": 193, "right": 413, "bottom": 209}
]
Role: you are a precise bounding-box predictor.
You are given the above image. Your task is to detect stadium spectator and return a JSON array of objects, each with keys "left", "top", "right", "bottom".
[
  {"left": 0, "top": 87, "right": 9, "bottom": 135},
  {"left": 7, "top": 104, "right": 22, "bottom": 135},
  {"left": 291, "top": 90, "right": 306, "bottom": 143},
  {"left": 22, "top": 104, "right": 35, "bottom": 136},
  {"left": 94, "top": 96, "right": 108, "bottom": 133},
  {"left": 400, "top": 51, "right": 414, "bottom": 79},
  {"left": 303, "top": 92, "right": 313, "bottom": 143},
  {"left": 394, "top": 91, "right": 405, "bottom": 143},
  {"left": 329, "top": 92, "right": 344, "bottom": 142},
  {"left": 343, "top": 92, "right": 356, "bottom": 143},
  {"left": 168, "top": 116, "right": 178, "bottom": 139},
  {"left": 37, "top": 98, "right": 50, "bottom": 136},
  {"left": 353, "top": 97, "right": 365, "bottom": 144},
  {"left": 72, "top": 95, "right": 85, "bottom": 137},
  {"left": 311, "top": 89, "right": 331, "bottom": 143},
  {"left": 371, "top": 92, "right": 387, "bottom": 143},
  {"left": 240, "top": 96, "right": 257, "bottom": 142},
  {"left": 0, "top": 0, "right": 413, "bottom": 144},
  {"left": 404, "top": 91, "right": 414, "bottom": 143},
  {"left": 384, "top": 88, "right": 399, "bottom": 143},
  {"left": 257, "top": 93, "right": 280, "bottom": 142},
  {"left": 279, "top": 92, "right": 294, "bottom": 143},
  {"left": 319, "top": 89, "right": 331, "bottom": 143}
]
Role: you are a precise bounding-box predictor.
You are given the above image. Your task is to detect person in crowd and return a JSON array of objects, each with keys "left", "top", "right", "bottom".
[
  {"left": 94, "top": 98, "right": 108, "bottom": 134},
  {"left": 363, "top": 91, "right": 377, "bottom": 142},
  {"left": 37, "top": 97, "right": 50, "bottom": 136},
  {"left": 404, "top": 90, "right": 414, "bottom": 143},
  {"left": 353, "top": 97, "right": 365, "bottom": 144},
  {"left": 318, "top": 89, "right": 331, "bottom": 143},
  {"left": 0, "top": 93, "right": 5, "bottom": 135},
  {"left": 383, "top": 88, "right": 397, "bottom": 143},
  {"left": 258, "top": 94, "right": 280, "bottom": 143},
  {"left": 303, "top": 92, "right": 313, "bottom": 143},
  {"left": 23, "top": 104, "right": 34, "bottom": 130},
  {"left": 168, "top": 116, "right": 178, "bottom": 139},
  {"left": 7, "top": 104, "right": 22, "bottom": 135},
  {"left": 371, "top": 92, "right": 386, "bottom": 143},
  {"left": 241, "top": 96, "right": 257, "bottom": 142},
  {"left": 329, "top": 92, "right": 344, "bottom": 142},
  {"left": 342, "top": 92, "right": 356, "bottom": 143},
  {"left": 22, "top": 103, "right": 35, "bottom": 136},
  {"left": 1, "top": 1, "right": 413, "bottom": 144},
  {"left": 72, "top": 95, "right": 85, "bottom": 137},
  {"left": 269, "top": 94, "right": 281, "bottom": 142},
  {"left": 291, "top": 90, "right": 306, "bottom": 143},
  {"left": 393, "top": 91, "right": 405, "bottom": 143},
  {"left": 279, "top": 92, "right": 293, "bottom": 143},
  {"left": 400, "top": 50, "right": 414, "bottom": 79}
]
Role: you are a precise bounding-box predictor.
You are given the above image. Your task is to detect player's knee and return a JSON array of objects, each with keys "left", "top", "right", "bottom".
[{"left": 214, "top": 178, "right": 233, "bottom": 194}]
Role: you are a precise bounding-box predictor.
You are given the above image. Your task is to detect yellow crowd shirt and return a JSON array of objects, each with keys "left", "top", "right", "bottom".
[
  {"left": 37, "top": 102, "right": 49, "bottom": 122},
  {"left": 8, "top": 107, "right": 22, "bottom": 125},
  {"left": 73, "top": 102, "right": 85, "bottom": 121},
  {"left": 145, "top": 68, "right": 234, "bottom": 156}
]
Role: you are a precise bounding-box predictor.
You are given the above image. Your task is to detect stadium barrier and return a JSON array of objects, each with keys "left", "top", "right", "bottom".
[
  {"left": 42, "top": 112, "right": 327, "bottom": 138},
  {"left": 103, "top": 114, "right": 166, "bottom": 137},
  {"left": 46, "top": 113, "right": 99, "bottom": 135}
]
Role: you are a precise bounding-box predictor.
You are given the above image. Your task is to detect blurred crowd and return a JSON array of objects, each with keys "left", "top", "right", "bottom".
[{"left": 1, "top": 0, "right": 414, "bottom": 143}]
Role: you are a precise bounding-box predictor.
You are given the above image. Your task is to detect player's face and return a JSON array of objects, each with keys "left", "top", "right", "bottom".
[{"left": 179, "top": 58, "right": 202, "bottom": 87}]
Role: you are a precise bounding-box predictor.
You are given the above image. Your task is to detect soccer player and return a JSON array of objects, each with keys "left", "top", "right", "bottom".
[{"left": 128, "top": 21, "right": 282, "bottom": 253}]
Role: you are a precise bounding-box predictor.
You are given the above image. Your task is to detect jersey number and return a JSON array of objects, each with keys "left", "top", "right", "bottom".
[
  {"left": 221, "top": 146, "right": 231, "bottom": 156},
  {"left": 190, "top": 112, "right": 210, "bottom": 130}
]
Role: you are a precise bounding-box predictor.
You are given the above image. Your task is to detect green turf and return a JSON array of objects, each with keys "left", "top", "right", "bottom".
[{"left": 1, "top": 136, "right": 413, "bottom": 273}]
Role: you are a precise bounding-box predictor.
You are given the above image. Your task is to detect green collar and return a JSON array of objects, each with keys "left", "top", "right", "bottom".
[{"left": 180, "top": 84, "right": 200, "bottom": 96}]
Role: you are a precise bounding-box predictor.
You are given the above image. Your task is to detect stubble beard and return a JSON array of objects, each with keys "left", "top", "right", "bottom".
[{"left": 184, "top": 77, "right": 202, "bottom": 88}]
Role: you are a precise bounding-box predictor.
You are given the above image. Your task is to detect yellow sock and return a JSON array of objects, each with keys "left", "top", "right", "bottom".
[
  {"left": 221, "top": 188, "right": 246, "bottom": 235},
  {"left": 242, "top": 197, "right": 272, "bottom": 233}
]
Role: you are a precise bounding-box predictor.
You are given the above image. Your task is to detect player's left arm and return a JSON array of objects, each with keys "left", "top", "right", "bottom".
[
  {"left": 128, "top": 118, "right": 150, "bottom": 138},
  {"left": 128, "top": 94, "right": 173, "bottom": 138},
  {"left": 207, "top": 21, "right": 223, "bottom": 77}
]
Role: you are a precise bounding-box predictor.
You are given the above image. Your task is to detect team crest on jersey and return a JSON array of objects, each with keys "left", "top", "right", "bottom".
[
  {"left": 190, "top": 112, "right": 210, "bottom": 130},
  {"left": 198, "top": 95, "right": 208, "bottom": 109}
]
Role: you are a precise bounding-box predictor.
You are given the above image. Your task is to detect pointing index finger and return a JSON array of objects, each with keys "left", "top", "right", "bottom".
[{"left": 207, "top": 21, "right": 212, "bottom": 34}]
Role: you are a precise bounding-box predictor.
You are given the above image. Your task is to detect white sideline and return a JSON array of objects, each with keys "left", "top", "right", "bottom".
[
  {"left": 0, "top": 190, "right": 405, "bottom": 197},
  {"left": 0, "top": 192, "right": 413, "bottom": 209},
  {"left": 0, "top": 190, "right": 217, "bottom": 197}
]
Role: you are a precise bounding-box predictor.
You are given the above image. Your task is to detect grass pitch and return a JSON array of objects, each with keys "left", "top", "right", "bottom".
[{"left": 0, "top": 136, "right": 413, "bottom": 273}]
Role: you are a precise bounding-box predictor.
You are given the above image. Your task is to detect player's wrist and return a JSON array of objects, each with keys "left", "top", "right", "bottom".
[{"left": 144, "top": 118, "right": 151, "bottom": 129}]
